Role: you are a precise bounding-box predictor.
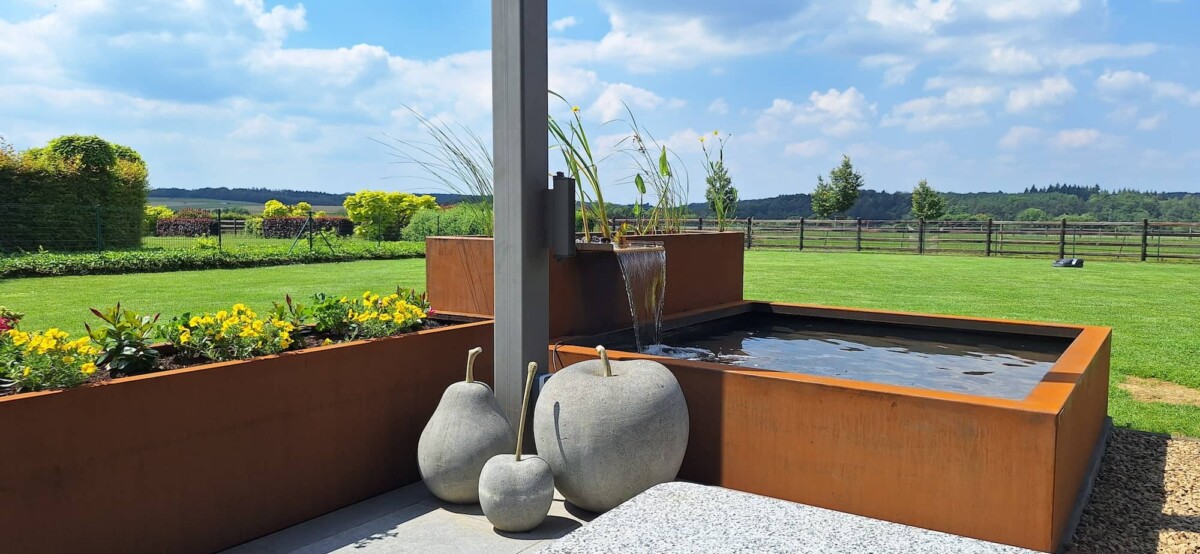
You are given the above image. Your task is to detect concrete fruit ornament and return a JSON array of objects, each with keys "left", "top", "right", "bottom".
[
  {"left": 418, "top": 347, "right": 516, "bottom": 504},
  {"left": 479, "top": 362, "right": 555, "bottom": 532},
  {"left": 533, "top": 345, "right": 689, "bottom": 512}
]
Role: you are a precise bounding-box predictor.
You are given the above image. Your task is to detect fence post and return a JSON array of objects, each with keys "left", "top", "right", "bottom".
[
  {"left": 1141, "top": 219, "right": 1149, "bottom": 262},
  {"left": 698, "top": 217, "right": 704, "bottom": 231},
  {"left": 799, "top": 217, "right": 805, "bottom": 251},
  {"left": 216, "top": 209, "right": 223, "bottom": 251},
  {"left": 1059, "top": 218, "right": 1067, "bottom": 259},
  {"left": 745, "top": 217, "right": 753, "bottom": 249},
  {"left": 918, "top": 219, "right": 925, "bottom": 254},
  {"left": 307, "top": 211, "right": 315, "bottom": 252},
  {"left": 856, "top": 218, "right": 863, "bottom": 251},
  {"left": 985, "top": 218, "right": 993, "bottom": 257},
  {"left": 94, "top": 204, "right": 103, "bottom": 252}
]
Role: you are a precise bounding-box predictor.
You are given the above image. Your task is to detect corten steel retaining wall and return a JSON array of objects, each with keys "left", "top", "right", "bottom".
[
  {"left": 0, "top": 320, "right": 494, "bottom": 554},
  {"left": 551, "top": 302, "right": 1110, "bottom": 553},
  {"left": 425, "top": 232, "right": 745, "bottom": 338}
]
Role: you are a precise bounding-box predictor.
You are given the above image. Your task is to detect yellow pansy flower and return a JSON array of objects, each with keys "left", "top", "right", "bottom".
[{"left": 81, "top": 363, "right": 97, "bottom": 376}]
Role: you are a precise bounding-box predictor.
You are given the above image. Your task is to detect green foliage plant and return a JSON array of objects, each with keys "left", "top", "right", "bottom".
[
  {"left": 1016, "top": 207, "right": 1051, "bottom": 221},
  {"left": 86, "top": 304, "right": 160, "bottom": 376},
  {"left": 402, "top": 205, "right": 490, "bottom": 241},
  {"left": 0, "top": 327, "right": 101, "bottom": 393},
  {"left": 910, "top": 179, "right": 947, "bottom": 221},
  {"left": 548, "top": 92, "right": 612, "bottom": 241},
  {"left": 701, "top": 131, "right": 737, "bottom": 231},
  {"left": 377, "top": 106, "right": 495, "bottom": 235},
  {"left": 159, "top": 303, "right": 296, "bottom": 362},
  {"left": 343, "top": 191, "right": 438, "bottom": 241},
  {"left": 310, "top": 288, "right": 429, "bottom": 341},
  {"left": 144, "top": 206, "right": 175, "bottom": 235},
  {"left": 616, "top": 104, "right": 691, "bottom": 234}
]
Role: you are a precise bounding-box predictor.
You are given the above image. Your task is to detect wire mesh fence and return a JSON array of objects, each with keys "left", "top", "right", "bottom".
[{"left": 0, "top": 204, "right": 358, "bottom": 254}]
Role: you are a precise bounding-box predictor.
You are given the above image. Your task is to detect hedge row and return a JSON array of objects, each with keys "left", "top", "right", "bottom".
[
  {"left": 155, "top": 217, "right": 220, "bottom": 237},
  {"left": 261, "top": 216, "right": 353, "bottom": 238},
  {"left": 0, "top": 242, "right": 425, "bottom": 278},
  {"left": 1, "top": 135, "right": 148, "bottom": 252}
]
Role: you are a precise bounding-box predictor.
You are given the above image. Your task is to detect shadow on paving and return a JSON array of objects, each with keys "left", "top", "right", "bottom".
[{"left": 1066, "top": 428, "right": 1200, "bottom": 553}]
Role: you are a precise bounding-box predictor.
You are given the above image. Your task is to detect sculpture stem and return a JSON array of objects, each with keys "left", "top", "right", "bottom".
[
  {"left": 515, "top": 362, "right": 538, "bottom": 462},
  {"left": 597, "top": 345, "right": 612, "bottom": 377},
  {"left": 465, "top": 347, "right": 482, "bottom": 383}
]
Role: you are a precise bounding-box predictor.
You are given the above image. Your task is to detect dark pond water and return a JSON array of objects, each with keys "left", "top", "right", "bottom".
[{"left": 604, "top": 313, "right": 1071, "bottom": 401}]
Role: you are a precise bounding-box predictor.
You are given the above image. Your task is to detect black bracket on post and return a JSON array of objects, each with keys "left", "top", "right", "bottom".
[{"left": 550, "top": 172, "right": 577, "bottom": 260}]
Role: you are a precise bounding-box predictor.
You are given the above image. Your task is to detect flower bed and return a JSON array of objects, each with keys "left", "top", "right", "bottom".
[
  {"left": 0, "top": 295, "right": 492, "bottom": 553},
  {"left": 0, "top": 289, "right": 435, "bottom": 396}
]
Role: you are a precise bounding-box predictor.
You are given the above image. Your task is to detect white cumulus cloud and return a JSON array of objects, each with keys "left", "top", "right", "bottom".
[{"left": 1006, "top": 76, "right": 1076, "bottom": 112}]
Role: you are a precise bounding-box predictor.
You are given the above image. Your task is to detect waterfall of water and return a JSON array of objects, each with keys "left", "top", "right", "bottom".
[{"left": 614, "top": 246, "right": 667, "bottom": 352}]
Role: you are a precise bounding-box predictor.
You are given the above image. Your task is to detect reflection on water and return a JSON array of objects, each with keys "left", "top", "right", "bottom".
[{"left": 619, "top": 314, "right": 1070, "bottom": 401}]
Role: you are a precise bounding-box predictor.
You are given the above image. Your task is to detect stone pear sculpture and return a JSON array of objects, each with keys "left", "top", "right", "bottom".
[
  {"left": 418, "top": 347, "right": 516, "bottom": 504},
  {"left": 533, "top": 345, "right": 689, "bottom": 512},
  {"left": 479, "top": 362, "right": 555, "bottom": 532}
]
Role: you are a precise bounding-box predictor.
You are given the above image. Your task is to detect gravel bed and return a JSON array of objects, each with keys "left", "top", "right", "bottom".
[{"left": 1066, "top": 428, "right": 1200, "bottom": 553}]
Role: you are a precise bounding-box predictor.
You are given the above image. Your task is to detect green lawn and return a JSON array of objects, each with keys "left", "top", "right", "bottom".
[
  {"left": 2, "top": 251, "right": 1197, "bottom": 436},
  {"left": 0, "top": 259, "right": 425, "bottom": 333}
]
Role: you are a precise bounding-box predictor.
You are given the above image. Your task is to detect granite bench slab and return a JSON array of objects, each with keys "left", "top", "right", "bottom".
[{"left": 543, "top": 482, "right": 1039, "bottom": 554}]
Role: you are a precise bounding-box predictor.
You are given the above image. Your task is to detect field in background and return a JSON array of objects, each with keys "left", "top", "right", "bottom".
[
  {"left": 148, "top": 196, "right": 346, "bottom": 215},
  {"left": 1, "top": 252, "right": 1197, "bottom": 437}
]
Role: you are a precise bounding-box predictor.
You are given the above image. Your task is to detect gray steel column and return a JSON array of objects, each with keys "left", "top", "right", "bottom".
[{"left": 492, "top": 0, "right": 549, "bottom": 425}]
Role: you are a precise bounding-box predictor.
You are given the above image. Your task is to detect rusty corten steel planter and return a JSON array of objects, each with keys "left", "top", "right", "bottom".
[
  {"left": 551, "top": 301, "right": 1110, "bottom": 553},
  {"left": 424, "top": 232, "right": 745, "bottom": 338},
  {"left": 0, "top": 319, "right": 494, "bottom": 554}
]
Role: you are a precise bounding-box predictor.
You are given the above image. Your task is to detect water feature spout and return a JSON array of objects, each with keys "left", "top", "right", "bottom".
[{"left": 613, "top": 243, "right": 667, "bottom": 352}]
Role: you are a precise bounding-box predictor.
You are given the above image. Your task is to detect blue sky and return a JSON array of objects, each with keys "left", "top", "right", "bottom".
[{"left": 1, "top": 0, "right": 1198, "bottom": 202}]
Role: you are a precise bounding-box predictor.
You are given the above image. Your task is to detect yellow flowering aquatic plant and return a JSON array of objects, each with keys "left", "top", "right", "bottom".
[
  {"left": 0, "top": 326, "right": 103, "bottom": 393},
  {"left": 160, "top": 303, "right": 297, "bottom": 362},
  {"left": 311, "top": 288, "right": 430, "bottom": 341}
]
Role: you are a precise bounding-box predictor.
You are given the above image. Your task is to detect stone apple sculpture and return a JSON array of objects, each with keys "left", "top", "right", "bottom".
[
  {"left": 479, "top": 362, "right": 555, "bottom": 532},
  {"left": 533, "top": 345, "right": 689, "bottom": 512},
  {"left": 418, "top": 347, "right": 516, "bottom": 504}
]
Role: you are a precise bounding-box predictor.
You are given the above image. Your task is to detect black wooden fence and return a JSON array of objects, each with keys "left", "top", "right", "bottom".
[{"left": 613, "top": 217, "right": 1200, "bottom": 262}]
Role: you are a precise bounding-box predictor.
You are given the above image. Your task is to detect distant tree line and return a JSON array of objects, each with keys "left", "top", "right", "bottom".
[{"left": 688, "top": 186, "right": 1200, "bottom": 222}]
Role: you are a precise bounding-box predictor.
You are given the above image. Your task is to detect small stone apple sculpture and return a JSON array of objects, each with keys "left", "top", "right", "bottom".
[
  {"left": 418, "top": 347, "right": 516, "bottom": 504},
  {"left": 479, "top": 362, "right": 555, "bottom": 532},
  {"left": 533, "top": 345, "right": 689, "bottom": 512}
]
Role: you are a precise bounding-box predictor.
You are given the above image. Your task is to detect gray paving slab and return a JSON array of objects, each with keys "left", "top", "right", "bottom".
[
  {"left": 542, "top": 482, "right": 1040, "bottom": 554},
  {"left": 223, "top": 482, "right": 586, "bottom": 554}
]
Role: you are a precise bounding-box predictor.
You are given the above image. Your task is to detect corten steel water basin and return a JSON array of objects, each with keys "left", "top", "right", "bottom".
[{"left": 550, "top": 300, "right": 1110, "bottom": 553}]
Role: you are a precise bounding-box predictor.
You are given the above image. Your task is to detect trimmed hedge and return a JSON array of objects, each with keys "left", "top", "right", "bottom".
[
  {"left": 0, "top": 136, "right": 148, "bottom": 252},
  {"left": 156, "top": 217, "right": 220, "bottom": 237},
  {"left": 0, "top": 241, "right": 426, "bottom": 278},
  {"left": 261, "top": 216, "right": 353, "bottom": 239}
]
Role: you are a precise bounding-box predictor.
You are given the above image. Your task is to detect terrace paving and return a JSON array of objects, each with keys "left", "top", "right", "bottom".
[
  {"left": 222, "top": 482, "right": 590, "bottom": 554},
  {"left": 224, "top": 480, "right": 1034, "bottom": 553}
]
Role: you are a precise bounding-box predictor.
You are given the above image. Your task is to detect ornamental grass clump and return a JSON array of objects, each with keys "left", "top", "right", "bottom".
[
  {"left": 311, "top": 288, "right": 429, "bottom": 341},
  {"left": 1, "top": 327, "right": 102, "bottom": 393},
  {"left": 160, "top": 303, "right": 296, "bottom": 362}
]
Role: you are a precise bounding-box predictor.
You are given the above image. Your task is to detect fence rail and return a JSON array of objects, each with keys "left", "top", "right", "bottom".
[{"left": 613, "top": 217, "right": 1200, "bottom": 262}]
